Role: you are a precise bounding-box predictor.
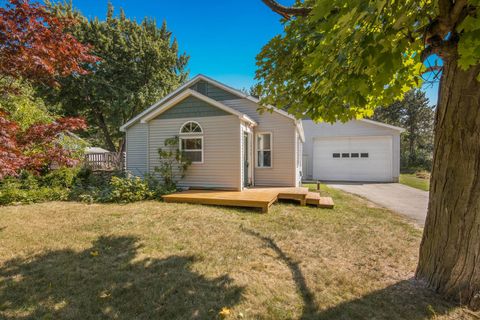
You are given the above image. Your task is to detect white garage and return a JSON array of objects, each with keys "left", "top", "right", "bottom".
[{"left": 302, "top": 119, "right": 404, "bottom": 182}]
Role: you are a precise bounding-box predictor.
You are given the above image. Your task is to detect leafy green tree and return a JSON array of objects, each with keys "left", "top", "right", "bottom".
[
  {"left": 43, "top": 3, "right": 189, "bottom": 151},
  {"left": 258, "top": 0, "right": 480, "bottom": 309},
  {"left": 373, "top": 89, "right": 435, "bottom": 171},
  {"left": 0, "top": 79, "right": 52, "bottom": 130}
]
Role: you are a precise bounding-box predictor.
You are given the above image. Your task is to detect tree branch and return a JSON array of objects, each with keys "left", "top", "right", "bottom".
[
  {"left": 424, "top": 66, "right": 443, "bottom": 73},
  {"left": 438, "top": 0, "right": 453, "bottom": 19},
  {"left": 449, "top": 0, "right": 468, "bottom": 25},
  {"left": 261, "top": 0, "right": 312, "bottom": 19}
]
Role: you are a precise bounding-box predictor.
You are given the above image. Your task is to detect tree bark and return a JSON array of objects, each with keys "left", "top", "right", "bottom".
[
  {"left": 91, "top": 105, "right": 117, "bottom": 152},
  {"left": 416, "top": 56, "right": 480, "bottom": 310}
]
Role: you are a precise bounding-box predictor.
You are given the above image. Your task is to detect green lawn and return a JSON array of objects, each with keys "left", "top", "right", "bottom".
[
  {"left": 400, "top": 174, "right": 430, "bottom": 191},
  {"left": 0, "top": 187, "right": 472, "bottom": 319}
]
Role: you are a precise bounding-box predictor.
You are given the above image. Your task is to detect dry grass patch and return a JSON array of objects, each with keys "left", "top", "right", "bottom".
[{"left": 0, "top": 187, "right": 474, "bottom": 319}]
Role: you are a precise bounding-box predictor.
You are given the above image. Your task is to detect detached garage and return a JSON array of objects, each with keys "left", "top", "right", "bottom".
[{"left": 302, "top": 119, "right": 404, "bottom": 182}]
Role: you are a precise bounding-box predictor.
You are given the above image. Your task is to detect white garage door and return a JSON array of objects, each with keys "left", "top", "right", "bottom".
[{"left": 312, "top": 136, "right": 393, "bottom": 182}]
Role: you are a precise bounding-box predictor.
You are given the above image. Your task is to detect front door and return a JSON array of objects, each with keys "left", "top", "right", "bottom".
[{"left": 243, "top": 132, "right": 250, "bottom": 187}]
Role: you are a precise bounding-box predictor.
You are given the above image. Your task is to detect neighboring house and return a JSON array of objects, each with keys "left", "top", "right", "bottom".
[
  {"left": 302, "top": 119, "right": 405, "bottom": 182},
  {"left": 85, "top": 147, "right": 110, "bottom": 154},
  {"left": 120, "top": 75, "right": 305, "bottom": 190}
]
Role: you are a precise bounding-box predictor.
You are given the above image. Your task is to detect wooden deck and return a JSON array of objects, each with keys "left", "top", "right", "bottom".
[{"left": 162, "top": 187, "right": 334, "bottom": 213}]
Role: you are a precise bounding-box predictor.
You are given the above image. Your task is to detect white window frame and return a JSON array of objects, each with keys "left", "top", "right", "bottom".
[
  {"left": 179, "top": 121, "right": 203, "bottom": 135},
  {"left": 179, "top": 121, "right": 204, "bottom": 164},
  {"left": 179, "top": 136, "right": 204, "bottom": 164},
  {"left": 255, "top": 132, "right": 273, "bottom": 168}
]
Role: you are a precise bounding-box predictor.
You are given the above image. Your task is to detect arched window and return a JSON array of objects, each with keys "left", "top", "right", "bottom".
[
  {"left": 179, "top": 121, "right": 203, "bottom": 163},
  {"left": 180, "top": 121, "right": 202, "bottom": 134}
]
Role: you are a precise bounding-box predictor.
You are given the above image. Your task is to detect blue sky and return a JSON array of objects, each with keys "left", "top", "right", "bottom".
[
  {"left": 2, "top": 0, "right": 439, "bottom": 105},
  {"left": 67, "top": 0, "right": 288, "bottom": 91}
]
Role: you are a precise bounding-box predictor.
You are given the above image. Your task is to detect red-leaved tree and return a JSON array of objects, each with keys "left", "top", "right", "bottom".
[
  {"left": 0, "top": 111, "right": 24, "bottom": 178},
  {"left": 0, "top": 0, "right": 98, "bottom": 87},
  {"left": 0, "top": 111, "right": 87, "bottom": 179},
  {"left": 0, "top": 0, "right": 93, "bottom": 179}
]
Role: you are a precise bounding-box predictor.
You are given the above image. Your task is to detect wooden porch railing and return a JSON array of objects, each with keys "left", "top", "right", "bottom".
[{"left": 84, "top": 152, "right": 126, "bottom": 171}]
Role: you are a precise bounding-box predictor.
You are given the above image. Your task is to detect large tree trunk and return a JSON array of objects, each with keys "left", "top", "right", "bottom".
[
  {"left": 91, "top": 105, "right": 117, "bottom": 152},
  {"left": 416, "top": 56, "right": 480, "bottom": 309}
]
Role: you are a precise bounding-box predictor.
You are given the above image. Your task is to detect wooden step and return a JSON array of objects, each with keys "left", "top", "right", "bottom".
[
  {"left": 306, "top": 192, "right": 334, "bottom": 209},
  {"left": 277, "top": 188, "right": 308, "bottom": 205},
  {"left": 318, "top": 197, "right": 334, "bottom": 209}
]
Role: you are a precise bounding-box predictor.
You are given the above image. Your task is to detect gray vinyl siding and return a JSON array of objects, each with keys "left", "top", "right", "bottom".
[
  {"left": 189, "top": 80, "right": 239, "bottom": 101},
  {"left": 222, "top": 98, "right": 297, "bottom": 187},
  {"left": 148, "top": 115, "right": 241, "bottom": 190},
  {"left": 157, "top": 96, "right": 229, "bottom": 119},
  {"left": 126, "top": 122, "right": 148, "bottom": 177}
]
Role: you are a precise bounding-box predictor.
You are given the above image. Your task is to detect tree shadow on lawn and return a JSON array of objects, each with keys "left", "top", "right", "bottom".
[
  {"left": 242, "top": 227, "right": 460, "bottom": 320},
  {"left": 0, "top": 236, "right": 243, "bottom": 319}
]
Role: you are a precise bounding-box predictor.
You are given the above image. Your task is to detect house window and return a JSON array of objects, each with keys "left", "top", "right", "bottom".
[
  {"left": 180, "top": 121, "right": 202, "bottom": 134},
  {"left": 361, "top": 153, "right": 369, "bottom": 158},
  {"left": 351, "top": 153, "right": 359, "bottom": 158},
  {"left": 342, "top": 153, "right": 350, "bottom": 158},
  {"left": 333, "top": 153, "right": 340, "bottom": 158},
  {"left": 256, "top": 133, "right": 272, "bottom": 168},
  {"left": 179, "top": 121, "right": 203, "bottom": 163}
]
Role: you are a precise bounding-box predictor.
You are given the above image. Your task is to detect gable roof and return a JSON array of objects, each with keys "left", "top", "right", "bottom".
[
  {"left": 359, "top": 119, "right": 405, "bottom": 132},
  {"left": 120, "top": 74, "right": 296, "bottom": 132},
  {"left": 137, "top": 89, "right": 256, "bottom": 126}
]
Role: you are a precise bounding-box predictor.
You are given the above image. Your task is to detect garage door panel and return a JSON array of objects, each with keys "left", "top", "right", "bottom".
[{"left": 312, "top": 136, "right": 393, "bottom": 182}]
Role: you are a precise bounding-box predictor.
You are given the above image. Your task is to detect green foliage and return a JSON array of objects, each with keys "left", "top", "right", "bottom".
[
  {"left": 42, "top": 167, "right": 80, "bottom": 188},
  {"left": 255, "top": 0, "right": 479, "bottom": 121},
  {"left": 104, "top": 176, "right": 153, "bottom": 204},
  {"left": 373, "top": 89, "right": 434, "bottom": 171},
  {"left": 0, "top": 79, "right": 52, "bottom": 130},
  {"left": 0, "top": 166, "right": 171, "bottom": 206},
  {"left": 457, "top": 14, "right": 480, "bottom": 71},
  {"left": 155, "top": 136, "right": 191, "bottom": 190},
  {"left": 0, "top": 170, "right": 71, "bottom": 205},
  {"left": 42, "top": 2, "right": 189, "bottom": 150},
  {"left": 70, "top": 167, "right": 172, "bottom": 204}
]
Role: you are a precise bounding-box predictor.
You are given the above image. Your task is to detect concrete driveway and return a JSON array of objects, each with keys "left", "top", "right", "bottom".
[{"left": 327, "top": 182, "right": 429, "bottom": 226}]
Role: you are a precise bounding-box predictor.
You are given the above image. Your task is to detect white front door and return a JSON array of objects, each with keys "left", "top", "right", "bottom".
[
  {"left": 242, "top": 129, "right": 253, "bottom": 188},
  {"left": 312, "top": 136, "right": 393, "bottom": 182}
]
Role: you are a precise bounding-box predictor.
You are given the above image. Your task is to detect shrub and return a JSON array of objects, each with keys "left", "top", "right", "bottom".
[
  {"left": 0, "top": 166, "right": 174, "bottom": 206},
  {"left": 155, "top": 136, "right": 191, "bottom": 190},
  {"left": 104, "top": 176, "right": 153, "bottom": 203},
  {"left": 41, "top": 167, "right": 79, "bottom": 188},
  {"left": 0, "top": 182, "right": 68, "bottom": 205},
  {"left": 0, "top": 167, "right": 79, "bottom": 205},
  {"left": 144, "top": 173, "right": 177, "bottom": 198}
]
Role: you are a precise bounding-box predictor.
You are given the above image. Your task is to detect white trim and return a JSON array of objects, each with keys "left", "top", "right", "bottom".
[
  {"left": 240, "top": 126, "right": 254, "bottom": 190},
  {"left": 195, "top": 74, "right": 297, "bottom": 120},
  {"left": 313, "top": 135, "right": 394, "bottom": 141},
  {"left": 120, "top": 77, "right": 201, "bottom": 131},
  {"left": 146, "top": 124, "right": 150, "bottom": 172},
  {"left": 121, "top": 74, "right": 299, "bottom": 131},
  {"left": 179, "top": 121, "right": 203, "bottom": 134},
  {"left": 255, "top": 132, "right": 273, "bottom": 169},
  {"left": 239, "top": 125, "right": 243, "bottom": 190},
  {"left": 360, "top": 119, "right": 406, "bottom": 133},
  {"left": 296, "top": 119, "right": 305, "bottom": 142},
  {"left": 179, "top": 135, "right": 204, "bottom": 164},
  {"left": 138, "top": 89, "right": 257, "bottom": 126}
]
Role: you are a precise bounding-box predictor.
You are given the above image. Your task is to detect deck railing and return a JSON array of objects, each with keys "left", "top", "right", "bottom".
[{"left": 84, "top": 152, "right": 125, "bottom": 171}]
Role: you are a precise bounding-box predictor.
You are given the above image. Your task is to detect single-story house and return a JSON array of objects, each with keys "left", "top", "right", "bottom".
[
  {"left": 120, "top": 74, "right": 305, "bottom": 190},
  {"left": 302, "top": 119, "right": 405, "bottom": 182}
]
